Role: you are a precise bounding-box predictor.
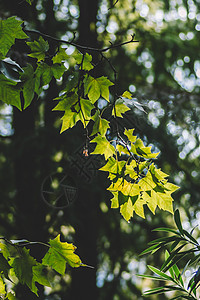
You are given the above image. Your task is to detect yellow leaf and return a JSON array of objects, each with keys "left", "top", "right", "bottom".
[{"left": 120, "top": 198, "right": 134, "bottom": 222}]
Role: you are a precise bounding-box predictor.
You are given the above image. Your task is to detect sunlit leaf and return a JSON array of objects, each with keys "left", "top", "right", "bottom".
[
  {"left": 42, "top": 235, "right": 84, "bottom": 274},
  {"left": 91, "top": 112, "right": 110, "bottom": 136},
  {"left": 53, "top": 93, "right": 94, "bottom": 132},
  {"left": 11, "top": 248, "right": 37, "bottom": 289},
  {"left": 52, "top": 47, "right": 68, "bottom": 64},
  {"left": 84, "top": 75, "right": 114, "bottom": 102},
  {"left": 112, "top": 98, "right": 130, "bottom": 118},
  {"left": 74, "top": 52, "right": 94, "bottom": 71},
  {"left": 120, "top": 197, "right": 134, "bottom": 222},
  {"left": 90, "top": 135, "right": 115, "bottom": 160}
]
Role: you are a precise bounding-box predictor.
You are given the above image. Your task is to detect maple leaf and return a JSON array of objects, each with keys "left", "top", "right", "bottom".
[
  {"left": 74, "top": 52, "right": 94, "bottom": 71},
  {"left": 90, "top": 135, "right": 115, "bottom": 160},
  {"left": 91, "top": 112, "right": 110, "bottom": 136},
  {"left": 124, "top": 128, "right": 137, "bottom": 143},
  {"left": 112, "top": 98, "right": 130, "bottom": 118},
  {"left": 27, "top": 36, "right": 49, "bottom": 61},
  {"left": 99, "top": 157, "right": 125, "bottom": 175},
  {"left": 31, "top": 264, "right": 51, "bottom": 296},
  {"left": 84, "top": 75, "right": 114, "bottom": 103},
  {"left": 53, "top": 93, "right": 94, "bottom": 132},
  {"left": 52, "top": 47, "right": 68, "bottom": 64},
  {"left": 42, "top": 235, "right": 84, "bottom": 275},
  {"left": 120, "top": 198, "right": 134, "bottom": 222},
  {"left": 11, "top": 248, "right": 37, "bottom": 290},
  {"left": 133, "top": 197, "right": 146, "bottom": 218},
  {"left": 0, "top": 17, "right": 27, "bottom": 58},
  {"left": 110, "top": 191, "right": 119, "bottom": 208},
  {"left": 0, "top": 74, "right": 22, "bottom": 110}
]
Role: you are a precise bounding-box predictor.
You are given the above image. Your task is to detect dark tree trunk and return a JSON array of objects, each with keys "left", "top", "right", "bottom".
[{"left": 68, "top": 1, "right": 101, "bottom": 299}]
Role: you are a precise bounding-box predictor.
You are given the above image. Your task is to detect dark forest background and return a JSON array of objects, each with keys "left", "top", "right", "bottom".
[{"left": 0, "top": 0, "right": 200, "bottom": 299}]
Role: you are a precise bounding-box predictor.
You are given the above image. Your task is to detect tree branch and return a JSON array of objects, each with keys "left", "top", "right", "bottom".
[{"left": 24, "top": 29, "right": 139, "bottom": 52}]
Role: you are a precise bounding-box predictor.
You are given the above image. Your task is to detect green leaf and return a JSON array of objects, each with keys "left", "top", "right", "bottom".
[
  {"left": 35, "top": 62, "right": 53, "bottom": 87},
  {"left": 51, "top": 64, "right": 66, "bottom": 79},
  {"left": 182, "top": 229, "right": 198, "bottom": 244},
  {"left": 7, "top": 292, "right": 17, "bottom": 300},
  {"left": 153, "top": 227, "right": 181, "bottom": 235},
  {"left": 112, "top": 98, "right": 130, "bottom": 118},
  {"left": 20, "top": 64, "right": 35, "bottom": 109},
  {"left": 27, "top": 36, "right": 49, "bottom": 61},
  {"left": 148, "top": 265, "right": 174, "bottom": 281},
  {"left": 42, "top": 235, "right": 84, "bottom": 275},
  {"left": 52, "top": 47, "right": 68, "bottom": 64},
  {"left": 132, "top": 138, "right": 159, "bottom": 159},
  {"left": 137, "top": 274, "right": 169, "bottom": 281},
  {"left": 0, "top": 242, "right": 10, "bottom": 259},
  {"left": 133, "top": 197, "right": 146, "bottom": 218},
  {"left": 139, "top": 171, "right": 157, "bottom": 191},
  {"left": 31, "top": 264, "right": 51, "bottom": 296},
  {"left": 35, "top": 62, "right": 65, "bottom": 90},
  {"left": 116, "top": 144, "right": 130, "bottom": 156},
  {"left": 143, "top": 286, "right": 171, "bottom": 296},
  {"left": 90, "top": 135, "right": 115, "bottom": 160},
  {"left": 0, "top": 74, "right": 22, "bottom": 110},
  {"left": 54, "top": 94, "right": 94, "bottom": 132},
  {"left": 140, "top": 244, "right": 162, "bottom": 255},
  {"left": 99, "top": 157, "right": 125, "bottom": 175},
  {"left": 26, "top": 0, "right": 33, "bottom": 3},
  {"left": 84, "top": 75, "right": 114, "bottom": 103},
  {"left": 174, "top": 209, "right": 184, "bottom": 235},
  {"left": 74, "top": 52, "right": 94, "bottom": 71},
  {"left": 0, "top": 17, "right": 27, "bottom": 58},
  {"left": 110, "top": 191, "right": 119, "bottom": 208},
  {"left": 0, "top": 253, "right": 11, "bottom": 279},
  {"left": 0, "top": 276, "right": 6, "bottom": 295},
  {"left": 120, "top": 198, "right": 134, "bottom": 222},
  {"left": 124, "top": 128, "right": 137, "bottom": 143},
  {"left": 91, "top": 112, "right": 110, "bottom": 136},
  {"left": 11, "top": 248, "right": 37, "bottom": 289},
  {"left": 122, "top": 90, "right": 132, "bottom": 99}
]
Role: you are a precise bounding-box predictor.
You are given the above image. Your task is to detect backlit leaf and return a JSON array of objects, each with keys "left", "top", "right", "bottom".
[
  {"left": 52, "top": 47, "right": 68, "bottom": 64},
  {"left": 74, "top": 52, "right": 94, "bottom": 71},
  {"left": 120, "top": 198, "right": 134, "bottom": 222},
  {"left": 11, "top": 248, "right": 37, "bottom": 289},
  {"left": 133, "top": 198, "right": 146, "bottom": 218},
  {"left": 42, "top": 235, "right": 84, "bottom": 275},
  {"left": 0, "top": 276, "right": 5, "bottom": 295},
  {"left": 110, "top": 191, "right": 119, "bottom": 208},
  {"left": 91, "top": 112, "right": 110, "bottom": 136},
  {"left": 112, "top": 98, "right": 130, "bottom": 118},
  {"left": 53, "top": 92, "right": 94, "bottom": 131},
  {"left": 90, "top": 135, "right": 115, "bottom": 160},
  {"left": 31, "top": 264, "right": 51, "bottom": 295},
  {"left": 84, "top": 75, "right": 113, "bottom": 103}
]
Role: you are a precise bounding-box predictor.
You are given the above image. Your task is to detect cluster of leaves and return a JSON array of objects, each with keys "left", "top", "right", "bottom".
[
  {"left": 139, "top": 210, "right": 200, "bottom": 299},
  {"left": 0, "top": 17, "right": 179, "bottom": 223},
  {"left": 0, "top": 235, "right": 87, "bottom": 299},
  {"left": 0, "top": 14, "right": 180, "bottom": 296}
]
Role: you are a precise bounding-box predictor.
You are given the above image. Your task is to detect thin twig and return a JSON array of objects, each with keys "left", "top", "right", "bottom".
[{"left": 24, "top": 29, "right": 139, "bottom": 53}]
